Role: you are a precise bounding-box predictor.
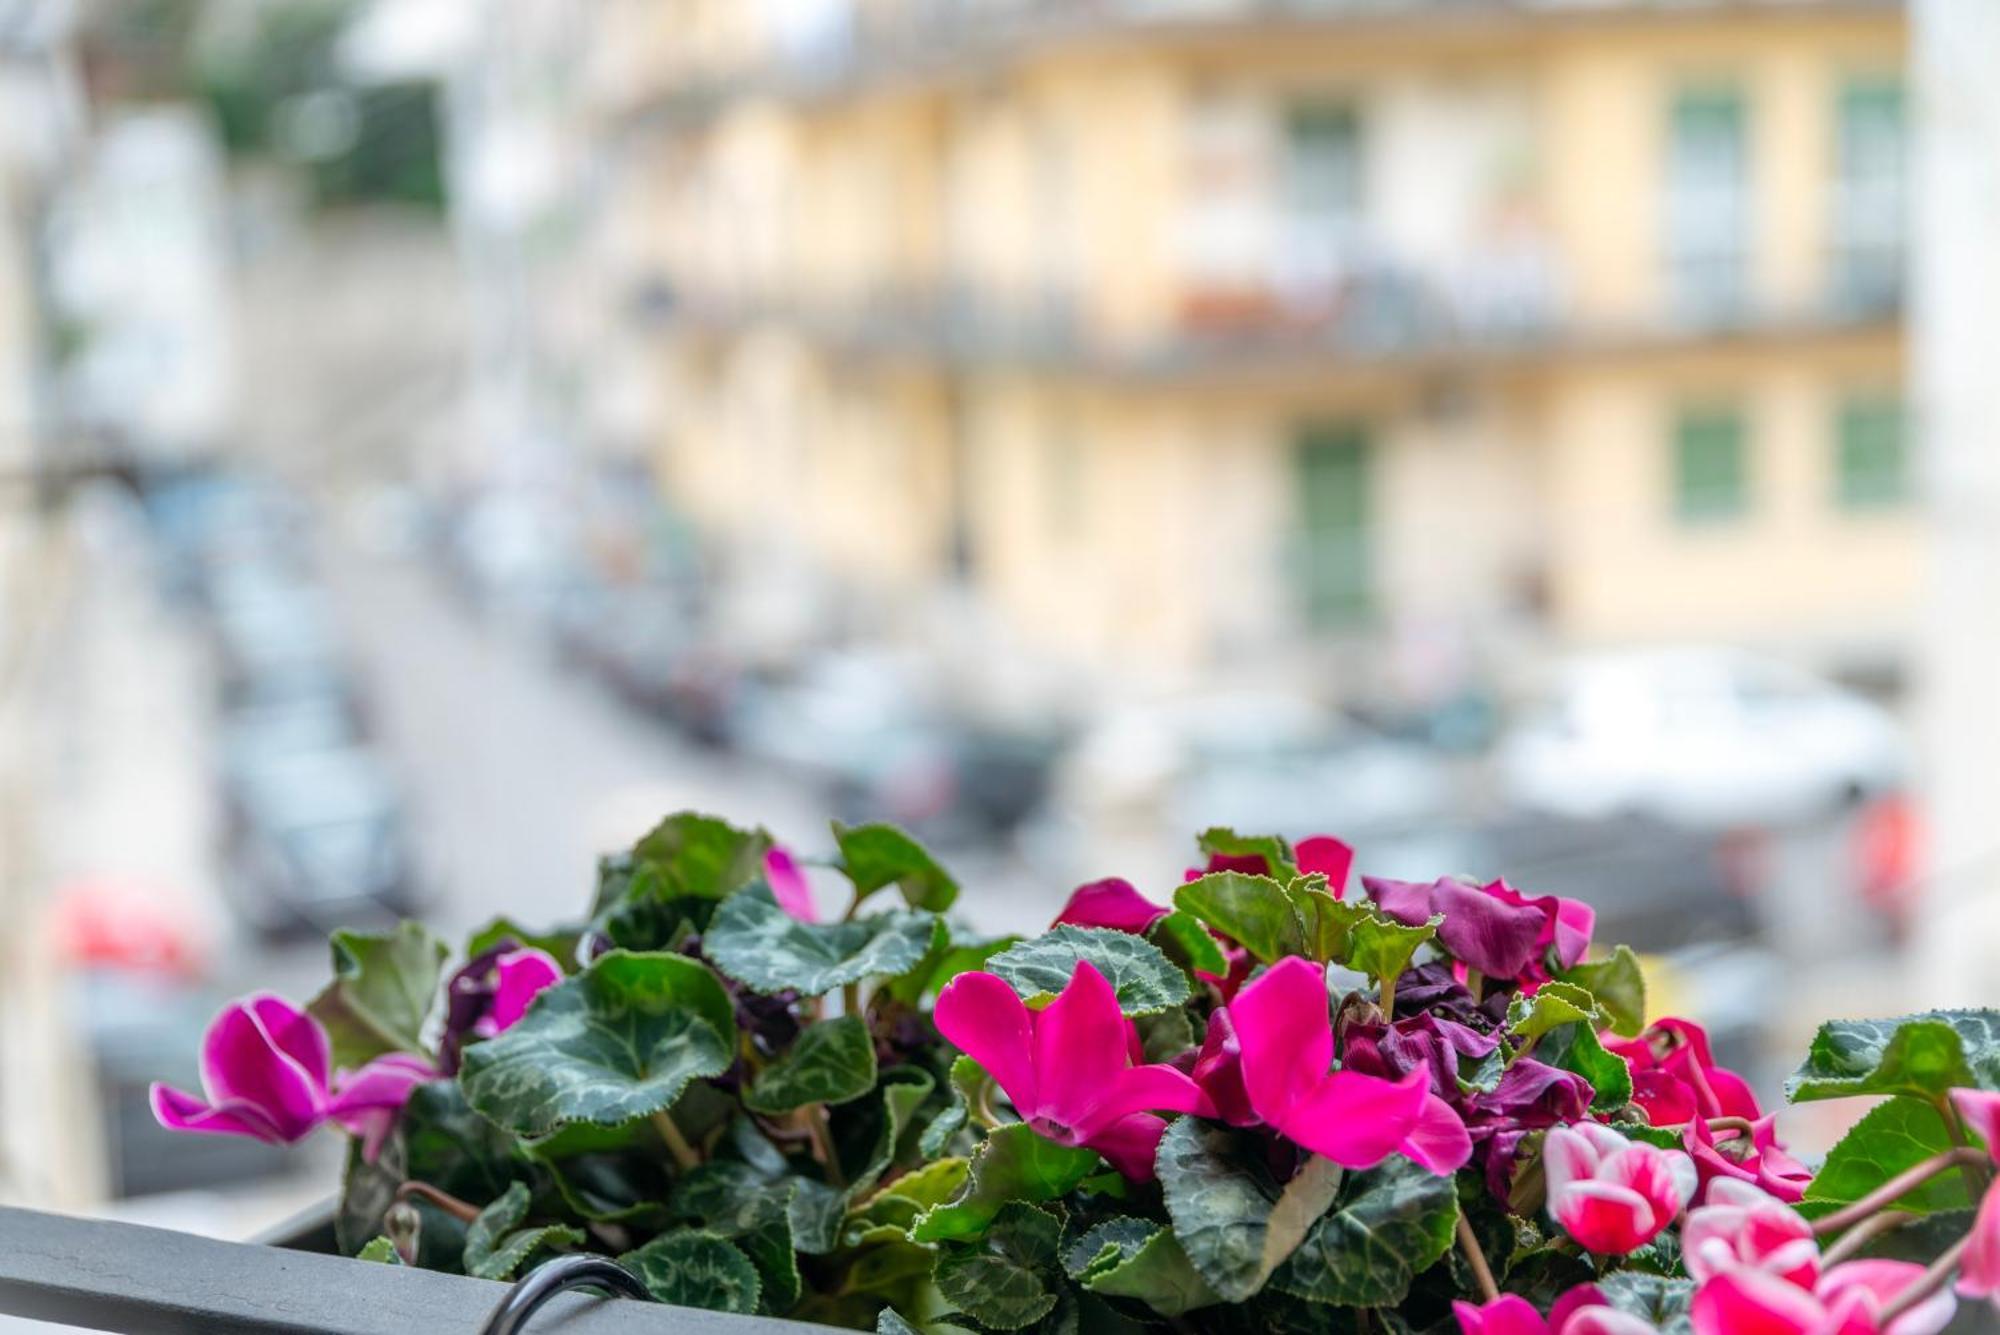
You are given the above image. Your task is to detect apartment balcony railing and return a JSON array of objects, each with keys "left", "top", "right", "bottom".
[
  {"left": 634, "top": 265, "right": 1898, "bottom": 383},
  {"left": 628, "top": 0, "right": 1900, "bottom": 128},
  {"left": 0, "top": 1204, "right": 816, "bottom": 1334}
]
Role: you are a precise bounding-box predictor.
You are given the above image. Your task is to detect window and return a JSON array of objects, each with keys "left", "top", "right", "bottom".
[
  {"left": 1831, "top": 76, "right": 1907, "bottom": 314},
  {"left": 1278, "top": 103, "right": 1363, "bottom": 304},
  {"left": 1665, "top": 86, "right": 1749, "bottom": 321},
  {"left": 1294, "top": 423, "right": 1372, "bottom": 625},
  {"left": 1672, "top": 405, "right": 1749, "bottom": 522},
  {"left": 1835, "top": 394, "right": 1908, "bottom": 509}
]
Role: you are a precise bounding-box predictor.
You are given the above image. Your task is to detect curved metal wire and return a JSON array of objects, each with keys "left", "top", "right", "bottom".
[{"left": 477, "top": 1255, "right": 651, "bottom": 1335}]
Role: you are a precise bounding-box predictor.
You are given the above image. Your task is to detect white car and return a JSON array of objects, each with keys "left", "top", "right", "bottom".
[{"left": 1497, "top": 648, "right": 1908, "bottom": 828}]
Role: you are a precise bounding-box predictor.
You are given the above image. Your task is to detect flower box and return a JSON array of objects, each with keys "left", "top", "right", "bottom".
[{"left": 133, "top": 813, "right": 2000, "bottom": 1335}]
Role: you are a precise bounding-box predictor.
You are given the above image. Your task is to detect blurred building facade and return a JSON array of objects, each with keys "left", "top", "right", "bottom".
[{"left": 586, "top": 0, "right": 1911, "bottom": 699}]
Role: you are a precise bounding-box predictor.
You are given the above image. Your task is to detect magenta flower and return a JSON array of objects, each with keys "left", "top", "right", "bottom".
[
  {"left": 765, "top": 846, "right": 816, "bottom": 921},
  {"left": 1052, "top": 878, "right": 1168, "bottom": 934},
  {"left": 1686, "top": 1112, "right": 1812, "bottom": 1204},
  {"left": 151, "top": 994, "right": 436, "bottom": 1161},
  {"left": 1692, "top": 1260, "right": 1957, "bottom": 1335},
  {"left": 1604, "top": 1018, "right": 1762, "bottom": 1127},
  {"left": 1957, "top": 1170, "right": 2000, "bottom": 1304},
  {"left": 1183, "top": 834, "right": 1354, "bottom": 891},
  {"left": 1683, "top": 1179, "right": 1820, "bottom": 1290},
  {"left": 476, "top": 947, "right": 562, "bottom": 1037},
  {"left": 1543, "top": 1122, "right": 1696, "bottom": 1255},
  {"left": 1223, "top": 957, "right": 1471, "bottom": 1173},
  {"left": 1453, "top": 1287, "right": 1660, "bottom": 1335},
  {"left": 1366, "top": 875, "right": 1594, "bottom": 984},
  {"left": 1952, "top": 1088, "right": 2000, "bottom": 1160},
  {"left": 932, "top": 962, "right": 1206, "bottom": 1180}
]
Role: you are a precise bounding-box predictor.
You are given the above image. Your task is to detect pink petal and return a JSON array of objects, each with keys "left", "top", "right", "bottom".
[
  {"left": 1820, "top": 1260, "right": 1959, "bottom": 1335},
  {"left": 765, "top": 847, "right": 817, "bottom": 922},
  {"left": 327, "top": 1054, "right": 438, "bottom": 1163},
  {"left": 1034, "top": 961, "right": 1135, "bottom": 1129},
  {"left": 245, "top": 994, "right": 332, "bottom": 1091},
  {"left": 1554, "top": 1181, "right": 1658, "bottom": 1254},
  {"left": 199, "top": 996, "right": 328, "bottom": 1139},
  {"left": 1957, "top": 1178, "right": 2000, "bottom": 1299},
  {"left": 1951, "top": 1089, "right": 2000, "bottom": 1164},
  {"left": 1452, "top": 1295, "right": 1550, "bottom": 1335},
  {"left": 1690, "top": 1269, "right": 1825, "bottom": 1335},
  {"left": 1563, "top": 1308, "right": 1668, "bottom": 1335},
  {"left": 1400, "top": 1092, "right": 1474, "bottom": 1174},
  {"left": 1086, "top": 1112, "right": 1170, "bottom": 1182},
  {"left": 1052, "top": 878, "right": 1167, "bottom": 934},
  {"left": 934, "top": 971, "right": 1040, "bottom": 1116},
  {"left": 1228, "top": 957, "right": 1333, "bottom": 1125},
  {"left": 1551, "top": 898, "right": 1596, "bottom": 970},
  {"left": 488, "top": 948, "right": 563, "bottom": 1032},
  {"left": 149, "top": 1083, "right": 293, "bottom": 1145},
  {"left": 1070, "top": 1063, "right": 1208, "bottom": 1143},
  {"left": 1542, "top": 1124, "right": 1623, "bottom": 1205},
  {"left": 1276, "top": 1068, "right": 1429, "bottom": 1170},
  {"left": 1548, "top": 1284, "right": 1611, "bottom": 1332},
  {"left": 1294, "top": 837, "right": 1354, "bottom": 895}
]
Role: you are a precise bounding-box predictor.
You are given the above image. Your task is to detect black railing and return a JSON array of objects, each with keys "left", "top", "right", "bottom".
[{"left": 0, "top": 1206, "right": 824, "bottom": 1334}]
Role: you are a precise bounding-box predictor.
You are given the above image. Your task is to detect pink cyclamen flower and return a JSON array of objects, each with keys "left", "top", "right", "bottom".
[
  {"left": 1052, "top": 878, "right": 1168, "bottom": 934},
  {"left": 1692, "top": 1260, "right": 1957, "bottom": 1335},
  {"left": 1543, "top": 1122, "right": 1697, "bottom": 1255},
  {"left": 1683, "top": 1178, "right": 1820, "bottom": 1290},
  {"left": 1951, "top": 1088, "right": 2000, "bottom": 1161},
  {"left": 1604, "top": 1018, "right": 1763, "bottom": 1127},
  {"left": 1687, "top": 1111, "right": 1813, "bottom": 1204},
  {"left": 151, "top": 994, "right": 436, "bottom": 1162},
  {"left": 1224, "top": 956, "right": 1471, "bottom": 1173},
  {"left": 1452, "top": 1286, "right": 1660, "bottom": 1335},
  {"left": 765, "top": 846, "right": 816, "bottom": 921},
  {"left": 474, "top": 947, "right": 563, "bottom": 1038},
  {"left": 932, "top": 961, "right": 1206, "bottom": 1180},
  {"left": 1957, "top": 1166, "right": 2000, "bottom": 1304}
]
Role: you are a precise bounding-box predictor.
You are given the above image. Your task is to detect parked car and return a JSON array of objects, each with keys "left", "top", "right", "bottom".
[
  {"left": 222, "top": 744, "right": 418, "bottom": 935},
  {"left": 1496, "top": 648, "right": 1908, "bottom": 828}
]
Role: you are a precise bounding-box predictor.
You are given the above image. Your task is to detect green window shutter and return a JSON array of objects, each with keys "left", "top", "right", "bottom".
[
  {"left": 1294, "top": 424, "right": 1372, "bottom": 626},
  {"left": 1666, "top": 85, "right": 1749, "bottom": 319},
  {"left": 1832, "top": 76, "right": 1907, "bottom": 314},
  {"left": 1835, "top": 394, "right": 1908, "bottom": 509},
  {"left": 1672, "top": 406, "right": 1749, "bottom": 523}
]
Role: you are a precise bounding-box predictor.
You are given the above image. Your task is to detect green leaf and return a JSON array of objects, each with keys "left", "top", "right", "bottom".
[
  {"left": 1787, "top": 1011, "right": 2000, "bottom": 1103},
  {"left": 459, "top": 950, "right": 737, "bottom": 1136},
  {"left": 985, "top": 926, "right": 1190, "bottom": 1017},
  {"left": 1287, "top": 885, "right": 1373, "bottom": 964},
  {"left": 1799, "top": 1096, "right": 1972, "bottom": 1219},
  {"left": 912, "top": 1123, "right": 1101, "bottom": 1244},
  {"left": 633, "top": 811, "right": 774, "bottom": 900},
  {"left": 1080, "top": 1223, "right": 1223, "bottom": 1317},
  {"left": 338, "top": 1079, "right": 525, "bottom": 1271},
  {"left": 847, "top": 1156, "right": 973, "bottom": 1244},
  {"left": 1136, "top": 1008, "right": 1197, "bottom": 1065},
  {"left": 1535, "top": 1022, "right": 1633, "bottom": 1113},
  {"left": 1559, "top": 945, "right": 1647, "bottom": 1037},
  {"left": 464, "top": 917, "right": 581, "bottom": 972},
  {"left": 619, "top": 1229, "right": 762, "bottom": 1314},
  {"left": 704, "top": 886, "right": 940, "bottom": 997},
  {"left": 745, "top": 1015, "right": 879, "bottom": 1114},
  {"left": 834, "top": 822, "right": 960, "bottom": 912},
  {"left": 1062, "top": 1217, "right": 1159, "bottom": 1280},
  {"left": 307, "top": 922, "right": 448, "bottom": 1070},
  {"left": 921, "top": 1055, "right": 991, "bottom": 1160},
  {"left": 886, "top": 931, "right": 1020, "bottom": 1006},
  {"left": 1594, "top": 1272, "right": 1695, "bottom": 1335},
  {"left": 1155, "top": 1118, "right": 1345, "bottom": 1303},
  {"left": 356, "top": 1236, "right": 402, "bottom": 1265},
  {"left": 462, "top": 1181, "right": 584, "bottom": 1281},
  {"left": 839, "top": 1065, "right": 939, "bottom": 1197},
  {"left": 1508, "top": 982, "right": 1603, "bottom": 1041},
  {"left": 1347, "top": 914, "right": 1441, "bottom": 996},
  {"left": 935, "top": 1202, "right": 1064, "bottom": 1330},
  {"left": 1151, "top": 910, "right": 1229, "bottom": 979},
  {"left": 1175, "top": 872, "right": 1304, "bottom": 964},
  {"left": 1196, "top": 828, "right": 1298, "bottom": 881},
  {"left": 1268, "top": 1157, "right": 1459, "bottom": 1308}
]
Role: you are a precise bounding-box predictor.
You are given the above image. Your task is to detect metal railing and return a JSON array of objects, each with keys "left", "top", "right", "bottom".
[{"left": 0, "top": 1206, "right": 823, "bottom": 1334}]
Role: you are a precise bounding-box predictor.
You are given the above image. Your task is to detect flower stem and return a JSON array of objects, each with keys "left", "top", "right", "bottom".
[
  {"left": 652, "top": 1109, "right": 700, "bottom": 1172},
  {"left": 806, "top": 1104, "right": 848, "bottom": 1189},
  {"left": 1705, "top": 1116, "right": 1758, "bottom": 1138},
  {"left": 1378, "top": 974, "right": 1398, "bottom": 1018},
  {"left": 1810, "top": 1147, "right": 1988, "bottom": 1237},
  {"left": 1940, "top": 1098, "right": 1996, "bottom": 1194},
  {"left": 843, "top": 981, "right": 863, "bottom": 1019},
  {"left": 1820, "top": 1209, "right": 1908, "bottom": 1266},
  {"left": 1456, "top": 1212, "right": 1499, "bottom": 1303},
  {"left": 1876, "top": 1234, "right": 1970, "bottom": 1325},
  {"left": 393, "top": 1181, "right": 479, "bottom": 1224}
]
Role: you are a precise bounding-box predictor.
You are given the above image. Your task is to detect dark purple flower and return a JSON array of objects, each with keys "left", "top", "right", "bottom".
[
  {"left": 438, "top": 940, "right": 563, "bottom": 1074},
  {"left": 1342, "top": 1012, "right": 1502, "bottom": 1096},
  {"left": 1364, "top": 875, "right": 1596, "bottom": 985}
]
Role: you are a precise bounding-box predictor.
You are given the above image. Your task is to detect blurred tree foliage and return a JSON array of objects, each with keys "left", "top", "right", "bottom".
[{"left": 190, "top": 0, "right": 445, "bottom": 211}]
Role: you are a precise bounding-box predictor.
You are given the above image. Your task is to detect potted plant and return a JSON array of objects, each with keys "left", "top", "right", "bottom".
[{"left": 152, "top": 813, "right": 2000, "bottom": 1333}]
